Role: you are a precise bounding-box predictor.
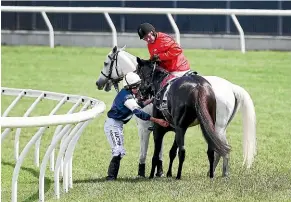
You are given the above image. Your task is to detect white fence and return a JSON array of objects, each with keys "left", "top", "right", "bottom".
[
  {"left": 1, "top": 6, "right": 291, "bottom": 52},
  {"left": 1, "top": 87, "right": 106, "bottom": 202}
]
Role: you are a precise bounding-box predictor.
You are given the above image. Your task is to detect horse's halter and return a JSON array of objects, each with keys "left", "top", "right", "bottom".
[
  {"left": 137, "top": 62, "right": 157, "bottom": 99},
  {"left": 100, "top": 50, "right": 123, "bottom": 92}
]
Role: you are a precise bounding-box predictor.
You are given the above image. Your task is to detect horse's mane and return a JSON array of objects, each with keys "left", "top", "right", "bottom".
[{"left": 156, "top": 66, "right": 170, "bottom": 76}]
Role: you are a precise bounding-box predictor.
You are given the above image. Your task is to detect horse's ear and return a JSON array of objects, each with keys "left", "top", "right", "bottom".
[
  {"left": 136, "top": 57, "right": 143, "bottom": 66},
  {"left": 120, "top": 45, "right": 126, "bottom": 51},
  {"left": 113, "top": 46, "right": 117, "bottom": 53}
]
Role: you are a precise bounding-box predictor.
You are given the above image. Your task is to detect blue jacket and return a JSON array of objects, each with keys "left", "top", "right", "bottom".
[{"left": 107, "top": 89, "right": 151, "bottom": 124}]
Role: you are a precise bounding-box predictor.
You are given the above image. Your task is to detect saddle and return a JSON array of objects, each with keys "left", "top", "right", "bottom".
[{"left": 154, "top": 70, "right": 198, "bottom": 125}]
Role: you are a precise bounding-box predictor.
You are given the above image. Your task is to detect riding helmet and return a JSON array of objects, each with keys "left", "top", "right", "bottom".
[{"left": 137, "top": 23, "right": 156, "bottom": 39}]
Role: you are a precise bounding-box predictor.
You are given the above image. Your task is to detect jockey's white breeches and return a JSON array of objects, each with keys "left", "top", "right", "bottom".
[
  {"left": 104, "top": 118, "right": 126, "bottom": 158},
  {"left": 170, "top": 70, "right": 191, "bottom": 77}
]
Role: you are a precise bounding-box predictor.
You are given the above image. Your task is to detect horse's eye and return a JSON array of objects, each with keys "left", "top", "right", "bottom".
[{"left": 104, "top": 62, "right": 109, "bottom": 66}]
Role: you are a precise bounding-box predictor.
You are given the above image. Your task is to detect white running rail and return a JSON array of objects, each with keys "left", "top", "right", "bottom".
[
  {"left": 1, "top": 6, "right": 291, "bottom": 53},
  {"left": 1, "top": 87, "right": 106, "bottom": 202}
]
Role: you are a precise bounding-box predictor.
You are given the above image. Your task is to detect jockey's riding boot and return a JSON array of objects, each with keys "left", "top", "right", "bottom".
[
  {"left": 138, "top": 163, "right": 146, "bottom": 177},
  {"left": 106, "top": 155, "right": 121, "bottom": 181},
  {"left": 156, "top": 160, "right": 164, "bottom": 177}
]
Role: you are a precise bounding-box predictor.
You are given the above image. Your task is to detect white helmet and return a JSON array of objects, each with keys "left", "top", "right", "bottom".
[{"left": 123, "top": 72, "right": 141, "bottom": 89}]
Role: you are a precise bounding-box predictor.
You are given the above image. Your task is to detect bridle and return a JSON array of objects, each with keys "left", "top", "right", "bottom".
[
  {"left": 136, "top": 62, "right": 159, "bottom": 100},
  {"left": 100, "top": 50, "right": 123, "bottom": 92}
]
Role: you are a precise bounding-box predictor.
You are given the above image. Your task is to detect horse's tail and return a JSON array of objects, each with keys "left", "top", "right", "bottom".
[
  {"left": 232, "top": 84, "right": 257, "bottom": 168},
  {"left": 194, "top": 85, "right": 231, "bottom": 157}
]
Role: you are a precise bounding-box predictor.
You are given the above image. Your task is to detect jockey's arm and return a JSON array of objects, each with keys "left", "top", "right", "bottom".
[
  {"left": 124, "top": 98, "right": 151, "bottom": 121},
  {"left": 125, "top": 98, "right": 169, "bottom": 127},
  {"left": 157, "top": 39, "right": 182, "bottom": 61}
]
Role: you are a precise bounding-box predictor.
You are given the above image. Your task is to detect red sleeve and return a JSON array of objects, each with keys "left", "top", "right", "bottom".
[
  {"left": 147, "top": 44, "right": 152, "bottom": 60},
  {"left": 157, "top": 36, "right": 182, "bottom": 61}
]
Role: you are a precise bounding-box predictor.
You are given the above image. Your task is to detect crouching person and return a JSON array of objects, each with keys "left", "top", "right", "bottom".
[{"left": 104, "top": 72, "right": 169, "bottom": 180}]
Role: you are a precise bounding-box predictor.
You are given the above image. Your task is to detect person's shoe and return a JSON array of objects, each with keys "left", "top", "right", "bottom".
[
  {"left": 137, "top": 163, "right": 146, "bottom": 177},
  {"left": 106, "top": 155, "right": 121, "bottom": 180}
]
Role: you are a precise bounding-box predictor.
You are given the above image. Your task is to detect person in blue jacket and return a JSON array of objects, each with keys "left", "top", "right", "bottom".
[{"left": 104, "top": 72, "right": 169, "bottom": 180}]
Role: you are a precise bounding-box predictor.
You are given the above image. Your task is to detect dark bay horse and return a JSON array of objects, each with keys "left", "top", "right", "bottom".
[{"left": 136, "top": 60, "right": 231, "bottom": 179}]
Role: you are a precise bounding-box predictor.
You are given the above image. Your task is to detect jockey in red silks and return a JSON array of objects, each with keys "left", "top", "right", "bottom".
[{"left": 137, "top": 22, "right": 192, "bottom": 87}]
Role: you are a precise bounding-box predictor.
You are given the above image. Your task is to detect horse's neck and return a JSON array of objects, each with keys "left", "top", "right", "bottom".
[
  {"left": 120, "top": 51, "right": 138, "bottom": 72},
  {"left": 153, "top": 71, "right": 168, "bottom": 91}
]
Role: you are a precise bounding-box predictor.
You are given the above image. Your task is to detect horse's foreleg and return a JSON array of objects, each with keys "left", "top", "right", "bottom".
[
  {"left": 137, "top": 121, "right": 152, "bottom": 177},
  {"left": 149, "top": 127, "right": 165, "bottom": 179},
  {"left": 167, "top": 140, "right": 178, "bottom": 177},
  {"left": 156, "top": 137, "right": 164, "bottom": 177},
  {"left": 175, "top": 127, "right": 186, "bottom": 180}
]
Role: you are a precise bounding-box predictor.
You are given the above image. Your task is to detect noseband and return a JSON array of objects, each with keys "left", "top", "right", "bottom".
[{"left": 101, "top": 51, "right": 123, "bottom": 92}]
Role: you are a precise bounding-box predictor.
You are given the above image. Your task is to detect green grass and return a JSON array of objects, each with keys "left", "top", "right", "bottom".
[{"left": 1, "top": 46, "right": 291, "bottom": 202}]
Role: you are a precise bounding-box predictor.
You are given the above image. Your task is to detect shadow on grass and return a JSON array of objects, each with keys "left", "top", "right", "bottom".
[
  {"left": 2, "top": 161, "right": 52, "bottom": 202},
  {"left": 73, "top": 176, "right": 162, "bottom": 184}
]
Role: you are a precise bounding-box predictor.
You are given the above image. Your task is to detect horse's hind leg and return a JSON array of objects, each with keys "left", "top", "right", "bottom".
[
  {"left": 221, "top": 133, "right": 230, "bottom": 177},
  {"left": 167, "top": 139, "right": 178, "bottom": 177},
  {"left": 207, "top": 145, "right": 215, "bottom": 178},
  {"left": 214, "top": 111, "right": 230, "bottom": 177},
  {"left": 207, "top": 152, "right": 221, "bottom": 177},
  {"left": 214, "top": 130, "right": 229, "bottom": 177},
  {"left": 210, "top": 131, "right": 229, "bottom": 177},
  {"left": 175, "top": 127, "right": 187, "bottom": 180}
]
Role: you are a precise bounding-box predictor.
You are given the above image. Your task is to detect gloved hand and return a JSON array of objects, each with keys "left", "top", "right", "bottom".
[{"left": 151, "top": 54, "right": 160, "bottom": 62}]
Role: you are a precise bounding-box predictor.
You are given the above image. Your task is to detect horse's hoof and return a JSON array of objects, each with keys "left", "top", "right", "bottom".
[
  {"left": 207, "top": 170, "right": 215, "bottom": 178},
  {"left": 175, "top": 176, "right": 181, "bottom": 180},
  {"left": 166, "top": 172, "right": 172, "bottom": 177},
  {"left": 149, "top": 175, "right": 154, "bottom": 179},
  {"left": 222, "top": 173, "right": 230, "bottom": 179},
  {"left": 156, "top": 160, "right": 163, "bottom": 177},
  {"left": 106, "top": 176, "right": 116, "bottom": 181},
  {"left": 155, "top": 172, "right": 164, "bottom": 177}
]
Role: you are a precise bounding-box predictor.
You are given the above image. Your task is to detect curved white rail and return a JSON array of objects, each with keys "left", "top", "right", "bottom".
[{"left": 1, "top": 87, "right": 106, "bottom": 202}]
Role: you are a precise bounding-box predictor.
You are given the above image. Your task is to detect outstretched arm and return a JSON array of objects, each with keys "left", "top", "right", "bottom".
[{"left": 124, "top": 98, "right": 169, "bottom": 127}]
